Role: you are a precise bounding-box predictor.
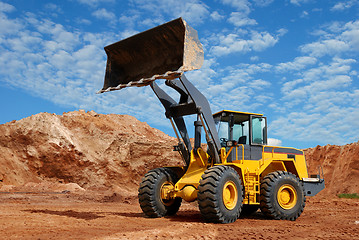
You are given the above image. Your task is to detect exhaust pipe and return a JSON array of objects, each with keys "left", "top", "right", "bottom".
[{"left": 99, "top": 18, "right": 204, "bottom": 93}]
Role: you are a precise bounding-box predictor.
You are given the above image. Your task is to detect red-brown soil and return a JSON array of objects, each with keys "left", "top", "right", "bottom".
[
  {"left": 0, "top": 193, "right": 358, "bottom": 240},
  {"left": 0, "top": 110, "right": 182, "bottom": 196},
  {"left": 304, "top": 142, "right": 359, "bottom": 196},
  {"left": 0, "top": 111, "right": 358, "bottom": 239}
]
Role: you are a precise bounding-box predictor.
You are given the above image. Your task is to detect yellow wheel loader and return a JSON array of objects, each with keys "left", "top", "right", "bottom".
[{"left": 99, "top": 18, "right": 325, "bottom": 223}]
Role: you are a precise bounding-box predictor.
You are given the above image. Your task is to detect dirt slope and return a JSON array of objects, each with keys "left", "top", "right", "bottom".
[
  {"left": 304, "top": 142, "right": 359, "bottom": 195},
  {"left": 0, "top": 110, "right": 182, "bottom": 194}
]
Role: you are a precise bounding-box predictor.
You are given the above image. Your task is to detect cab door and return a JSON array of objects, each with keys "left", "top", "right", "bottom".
[{"left": 249, "top": 115, "right": 267, "bottom": 160}]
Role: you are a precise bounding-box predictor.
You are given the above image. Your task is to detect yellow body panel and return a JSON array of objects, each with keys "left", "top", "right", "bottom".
[
  {"left": 220, "top": 145, "right": 308, "bottom": 204},
  {"left": 172, "top": 149, "right": 210, "bottom": 202},
  {"left": 169, "top": 144, "right": 309, "bottom": 205}
]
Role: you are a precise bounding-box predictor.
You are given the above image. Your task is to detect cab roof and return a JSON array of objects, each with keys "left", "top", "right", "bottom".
[{"left": 213, "top": 110, "right": 263, "bottom": 117}]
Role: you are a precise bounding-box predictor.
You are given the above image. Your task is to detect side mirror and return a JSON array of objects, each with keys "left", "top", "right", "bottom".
[{"left": 226, "top": 140, "right": 238, "bottom": 147}]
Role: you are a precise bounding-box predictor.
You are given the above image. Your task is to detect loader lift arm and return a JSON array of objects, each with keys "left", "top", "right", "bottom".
[
  {"left": 151, "top": 75, "right": 221, "bottom": 164},
  {"left": 98, "top": 17, "right": 220, "bottom": 165}
]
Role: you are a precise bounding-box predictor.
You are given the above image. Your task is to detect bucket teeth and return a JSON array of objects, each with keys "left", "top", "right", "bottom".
[{"left": 99, "top": 18, "right": 203, "bottom": 93}]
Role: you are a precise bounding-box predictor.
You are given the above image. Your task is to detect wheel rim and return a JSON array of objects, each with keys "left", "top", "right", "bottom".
[
  {"left": 277, "top": 184, "right": 297, "bottom": 210},
  {"left": 160, "top": 181, "right": 175, "bottom": 206},
  {"left": 223, "top": 180, "right": 238, "bottom": 210}
]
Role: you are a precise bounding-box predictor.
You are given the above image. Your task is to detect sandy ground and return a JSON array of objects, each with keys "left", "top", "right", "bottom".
[{"left": 0, "top": 192, "right": 358, "bottom": 240}]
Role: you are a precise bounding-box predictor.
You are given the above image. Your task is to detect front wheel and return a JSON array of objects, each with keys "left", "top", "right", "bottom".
[
  {"left": 138, "top": 168, "right": 182, "bottom": 218},
  {"left": 260, "top": 171, "right": 305, "bottom": 220},
  {"left": 198, "top": 166, "right": 243, "bottom": 223}
]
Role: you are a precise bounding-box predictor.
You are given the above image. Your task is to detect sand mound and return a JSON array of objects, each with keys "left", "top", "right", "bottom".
[
  {"left": 304, "top": 142, "right": 359, "bottom": 195},
  {"left": 0, "top": 110, "right": 182, "bottom": 194}
]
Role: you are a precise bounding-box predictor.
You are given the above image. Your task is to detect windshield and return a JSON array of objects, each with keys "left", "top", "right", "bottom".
[
  {"left": 214, "top": 112, "right": 267, "bottom": 146},
  {"left": 215, "top": 117, "right": 249, "bottom": 146}
]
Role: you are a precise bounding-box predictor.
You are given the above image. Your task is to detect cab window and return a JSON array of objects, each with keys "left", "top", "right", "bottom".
[{"left": 251, "top": 116, "right": 266, "bottom": 145}]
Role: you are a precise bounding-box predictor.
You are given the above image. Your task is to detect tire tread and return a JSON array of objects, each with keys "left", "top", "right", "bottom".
[{"left": 259, "top": 171, "right": 306, "bottom": 221}]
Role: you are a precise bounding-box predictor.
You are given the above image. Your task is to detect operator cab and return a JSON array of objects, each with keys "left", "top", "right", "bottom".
[{"left": 213, "top": 110, "right": 267, "bottom": 148}]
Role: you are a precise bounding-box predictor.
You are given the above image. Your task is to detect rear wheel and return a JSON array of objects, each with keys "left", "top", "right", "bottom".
[
  {"left": 198, "top": 166, "right": 243, "bottom": 223},
  {"left": 138, "top": 168, "right": 182, "bottom": 218},
  {"left": 260, "top": 171, "right": 305, "bottom": 220}
]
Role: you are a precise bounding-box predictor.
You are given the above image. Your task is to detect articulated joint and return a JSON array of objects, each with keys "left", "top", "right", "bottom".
[
  {"left": 161, "top": 185, "right": 198, "bottom": 202},
  {"left": 178, "top": 185, "right": 198, "bottom": 202}
]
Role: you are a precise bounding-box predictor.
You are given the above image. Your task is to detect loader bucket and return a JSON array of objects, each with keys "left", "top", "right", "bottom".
[{"left": 99, "top": 18, "right": 204, "bottom": 93}]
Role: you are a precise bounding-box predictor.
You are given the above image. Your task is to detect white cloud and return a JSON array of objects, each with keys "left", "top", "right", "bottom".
[
  {"left": 130, "top": 0, "right": 210, "bottom": 25},
  {"left": 290, "top": 0, "right": 310, "bottom": 6},
  {"left": 76, "top": 18, "right": 92, "bottom": 25},
  {"left": 253, "top": 0, "right": 274, "bottom": 6},
  {"left": 301, "top": 39, "right": 349, "bottom": 57},
  {"left": 281, "top": 57, "right": 356, "bottom": 101},
  {"left": 271, "top": 52, "right": 359, "bottom": 146},
  {"left": 301, "top": 20, "right": 359, "bottom": 57},
  {"left": 0, "top": 7, "right": 22, "bottom": 35},
  {"left": 77, "top": 0, "right": 115, "bottom": 7},
  {"left": 281, "top": 79, "right": 304, "bottom": 93},
  {"left": 44, "top": 3, "right": 62, "bottom": 13},
  {"left": 248, "top": 79, "right": 271, "bottom": 90},
  {"left": 341, "top": 21, "right": 359, "bottom": 51},
  {"left": 250, "top": 56, "right": 259, "bottom": 61},
  {"left": 331, "top": 0, "right": 358, "bottom": 11},
  {"left": 181, "top": 2, "right": 209, "bottom": 24},
  {"left": 268, "top": 138, "right": 282, "bottom": 146},
  {"left": 303, "top": 57, "right": 355, "bottom": 81},
  {"left": 0, "top": 2, "right": 15, "bottom": 12},
  {"left": 221, "top": 1, "right": 258, "bottom": 27},
  {"left": 186, "top": 59, "right": 217, "bottom": 91},
  {"left": 276, "top": 56, "right": 317, "bottom": 72},
  {"left": 210, "top": 11, "right": 224, "bottom": 21},
  {"left": 228, "top": 11, "right": 257, "bottom": 27},
  {"left": 270, "top": 103, "right": 359, "bottom": 145},
  {"left": 118, "top": 14, "right": 139, "bottom": 28},
  {"left": 250, "top": 31, "right": 278, "bottom": 51},
  {"left": 210, "top": 31, "right": 278, "bottom": 56},
  {"left": 199, "top": 62, "right": 273, "bottom": 113},
  {"left": 221, "top": 0, "right": 251, "bottom": 14},
  {"left": 300, "top": 10, "right": 309, "bottom": 18},
  {"left": 277, "top": 28, "right": 288, "bottom": 37},
  {"left": 92, "top": 8, "right": 116, "bottom": 21}
]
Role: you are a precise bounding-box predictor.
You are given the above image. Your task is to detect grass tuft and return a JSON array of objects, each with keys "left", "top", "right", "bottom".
[{"left": 337, "top": 193, "right": 359, "bottom": 199}]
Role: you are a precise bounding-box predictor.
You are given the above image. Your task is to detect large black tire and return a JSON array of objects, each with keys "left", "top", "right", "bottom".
[
  {"left": 260, "top": 171, "right": 306, "bottom": 221},
  {"left": 138, "top": 168, "right": 182, "bottom": 218},
  {"left": 198, "top": 166, "right": 243, "bottom": 223}
]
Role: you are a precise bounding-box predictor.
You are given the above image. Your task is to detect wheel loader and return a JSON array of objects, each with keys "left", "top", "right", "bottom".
[{"left": 99, "top": 18, "right": 325, "bottom": 223}]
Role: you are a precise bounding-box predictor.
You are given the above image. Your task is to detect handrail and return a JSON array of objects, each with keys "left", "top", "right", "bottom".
[{"left": 225, "top": 144, "right": 244, "bottom": 163}]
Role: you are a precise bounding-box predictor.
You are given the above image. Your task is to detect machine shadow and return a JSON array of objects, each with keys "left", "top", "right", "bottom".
[
  {"left": 23, "top": 209, "right": 105, "bottom": 220},
  {"left": 167, "top": 210, "right": 203, "bottom": 223},
  {"left": 23, "top": 208, "right": 269, "bottom": 223},
  {"left": 108, "top": 211, "right": 144, "bottom": 218},
  {"left": 168, "top": 210, "right": 269, "bottom": 223},
  {"left": 107, "top": 210, "right": 202, "bottom": 222}
]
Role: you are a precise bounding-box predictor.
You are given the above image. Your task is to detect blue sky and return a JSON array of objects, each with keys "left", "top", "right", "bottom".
[{"left": 0, "top": 0, "right": 358, "bottom": 149}]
